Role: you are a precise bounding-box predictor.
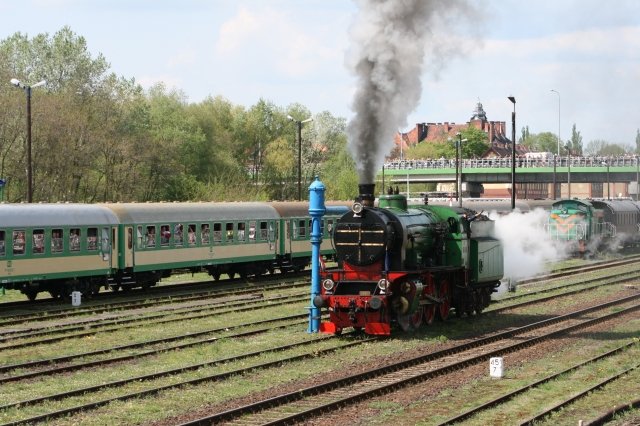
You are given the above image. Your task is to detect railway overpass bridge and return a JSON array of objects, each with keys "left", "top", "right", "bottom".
[{"left": 379, "top": 156, "right": 640, "bottom": 199}]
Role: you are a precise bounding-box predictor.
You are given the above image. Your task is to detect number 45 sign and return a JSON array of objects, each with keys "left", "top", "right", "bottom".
[{"left": 490, "top": 357, "right": 504, "bottom": 378}]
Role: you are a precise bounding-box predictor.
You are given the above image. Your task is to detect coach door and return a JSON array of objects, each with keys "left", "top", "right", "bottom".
[{"left": 124, "top": 226, "right": 134, "bottom": 268}]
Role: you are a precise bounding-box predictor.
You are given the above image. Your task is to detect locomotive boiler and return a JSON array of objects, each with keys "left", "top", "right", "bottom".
[{"left": 315, "top": 184, "right": 504, "bottom": 335}]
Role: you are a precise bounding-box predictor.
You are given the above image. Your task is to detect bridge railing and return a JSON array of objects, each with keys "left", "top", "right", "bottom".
[{"left": 383, "top": 156, "right": 640, "bottom": 171}]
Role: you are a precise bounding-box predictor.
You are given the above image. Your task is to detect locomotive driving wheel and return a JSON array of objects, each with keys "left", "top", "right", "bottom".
[
  {"left": 410, "top": 307, "right": 423, "bottom": 329},
  {"left": 422, "top": 279, "right": 436, "bottom": 325},
  {"left": 396, "top": 313, "right": 411, "bottom": 332},
  {"left": 437, "top": 279, "right": 451, "bottom": 321}
]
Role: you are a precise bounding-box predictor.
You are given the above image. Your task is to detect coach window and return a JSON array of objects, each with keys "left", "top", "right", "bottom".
[
  {"left": 174, "top": 224, "right": 184, "bottom": 246},
  {"left": 237, "top": 223, "right": 246, "bottom": 242},
  {"left": 87, "top": 228, "right": 98, "bottom": 251},
  {"left": 32, "top": 229, "right": 45, "bottom": 254},
  {"left": 201, "top": 224, "right": 210, "bottom": 245},
  {"left": 298, "top": 219, "right": 307, "bottom": 238},
  {"left": 226, "top": 223, "right": 234, "bottom": 242},
  {"left": 161, "top": 225, "right": 170, "bottom": 246},
  {"left": 248, "top": 221, "right": 256, "bottom": 241},
  {"left": 70, "top": 229, "right": 81, "bottom": 252},
  {"left": 51, "top": 229, "right": 63, "bottom": 253},
  {"left": 188, "top": 224, "right": 196, "bottom": 246},
  {"left": 269, "top": 222, "right": 275, "bottom": 242},
  {"left": 260, "top": 221, "right": 268, "bottom": 241},
  {"left": 0, "top": 230, "right": 5, "bottom": 256},
  {"left": 292, "top": 221, "right": 297, "bottom": 238},
  {"left": 146, "top": 225, "right": 156, "bottom": 247},
  {"left": 213, "top": 223, "right": 222, "bottom": 243},
  {"left": 137, "top": 226, "right": 144, "bottom": 249},
  {"left": 12, "top": 230, "right": 25, "bottom": 255}
]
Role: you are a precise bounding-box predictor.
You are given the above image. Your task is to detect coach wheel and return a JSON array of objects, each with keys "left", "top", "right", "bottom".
[
  {"left": 465, "top": 292, "right": 476, "bottom": 316},
  {"left": 474, "top": 290, "right": 485, "bottom": 315},
  {"left": 25, "top": 289, "right": 38, "bottom": 301},
  {"left": 228, "top": 272, "right": 235, "bottom": 280},
  {"left": 410, "top": 308, "right": 423, "bottom": 329},
  {"left": 437, "top": 280, "right": 451, "bottom": 321},
  {"left": 211, "top": 271, "right": 221, "bottom": 281}
]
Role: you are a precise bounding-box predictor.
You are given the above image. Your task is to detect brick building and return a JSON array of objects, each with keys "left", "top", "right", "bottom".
[{"left": 393, "top": 102, "right": 527, "bottom": 157}]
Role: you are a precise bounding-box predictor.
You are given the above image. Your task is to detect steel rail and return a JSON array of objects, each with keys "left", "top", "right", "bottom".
[
  {"left": 175, "top": 295, "right": 640, "bottom": 425},
  {"left": 438, "top": 341, "right": 639, "bottom": 425}
]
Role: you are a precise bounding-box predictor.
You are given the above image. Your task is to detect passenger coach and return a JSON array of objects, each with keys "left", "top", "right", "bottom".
[{"left": 0, "top": 204, "right": 119, "bottom": 300}]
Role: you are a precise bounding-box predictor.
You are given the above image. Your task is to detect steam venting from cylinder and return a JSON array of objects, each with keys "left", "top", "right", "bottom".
[
  {"left": 346, "top": 0, "right": 478, "bottom": 186},
  {"left": 358, "top": 183, "right": 375, "bottom": 207}
]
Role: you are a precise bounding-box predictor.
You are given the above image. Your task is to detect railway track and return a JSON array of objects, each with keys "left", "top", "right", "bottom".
[
  {"left": 176, "top": 294, "right": 640, "bottom": 425},
  {"left": 0, "top": 268, "right": 311, "bottom": 310},
  {"left": 0, "top": 277, "right": 308, "bottom": 322},
  {"left": 438, "top": 341, "right": 639, "bottom": 425},
  {"left": 1, "top": 271, "right": 637, "bottom": 425}
]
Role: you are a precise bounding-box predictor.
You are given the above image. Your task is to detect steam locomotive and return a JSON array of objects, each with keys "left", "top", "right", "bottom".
[{"left": 315, "top": 184, "right": 504, "bottom": 335}]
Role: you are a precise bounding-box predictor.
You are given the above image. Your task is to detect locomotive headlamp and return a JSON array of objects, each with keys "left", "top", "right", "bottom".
[
  {"left": 377, "top": 278, "right": 389, "bottom": 292},
  {"left": 352, "top": 202, "right": 364, "bottom": 215},
  {"left": 322, "top": 278, "right": 335, "bottom": 291}
]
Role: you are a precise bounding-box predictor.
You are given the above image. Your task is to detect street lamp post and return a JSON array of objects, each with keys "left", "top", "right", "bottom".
[
  {"left": 636, "top": 156, "right": 639, "bottom": 201},
  {"left": 456, "top": 132, "right": 467, "bottom": 207},
  {"left": 287, "top": 115, "right": 313, "bottom": 201},
  {"left": 602, "top": 161, "right": 610, "bottom": 200},
  {"left": 551, "top": 89, "right": 560, "bottom": 199},
  {"left": 10, "top": 78, "right": 46, "bottom": 203},
  {"left": 508, "top": 96, "right": 516, "bottom": 210},
  {"left": 406, "top": 166, "right": 411, "bottom": 198}
]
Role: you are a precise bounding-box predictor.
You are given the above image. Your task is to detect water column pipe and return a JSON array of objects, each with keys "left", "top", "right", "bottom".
[{"left": 308, "top": 177, "right": 349, "bottom": 332}]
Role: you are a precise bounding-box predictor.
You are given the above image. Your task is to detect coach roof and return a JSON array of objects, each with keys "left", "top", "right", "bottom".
[
  {"left": 0, "top": 204, "right": 120, "bottom": 227},
  {"left": 103, "top": 202, "right": 281, "bottom": 223}
]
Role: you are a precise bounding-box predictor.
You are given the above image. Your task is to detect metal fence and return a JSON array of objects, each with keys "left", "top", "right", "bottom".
[{"left": 383, "top": 156, "right": 640, "bottom": 171}]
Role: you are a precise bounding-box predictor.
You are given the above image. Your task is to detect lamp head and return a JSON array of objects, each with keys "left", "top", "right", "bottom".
[
  {"left": 508, "top": 96, "right": 516, "bottom": 104},
  {"left": 10, "top": 78, "right": 21, "bottom": 87}
]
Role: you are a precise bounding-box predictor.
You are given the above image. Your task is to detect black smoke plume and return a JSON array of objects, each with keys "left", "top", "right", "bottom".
[{"left": 346, "top": 0, "right": 477, "bottom": 184}]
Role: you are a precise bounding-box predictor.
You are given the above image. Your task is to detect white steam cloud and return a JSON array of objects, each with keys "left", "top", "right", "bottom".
[
  {"left": 346, "top": 0, "right": 479, "bottom": 184},
  {"left": 490, "top": 208, "right": 568, "bottom": 280}
]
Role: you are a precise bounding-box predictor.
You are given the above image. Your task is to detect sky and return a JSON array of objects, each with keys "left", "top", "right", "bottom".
[{"left": 1, "top": 0, "right": 639, "bottom": 149}]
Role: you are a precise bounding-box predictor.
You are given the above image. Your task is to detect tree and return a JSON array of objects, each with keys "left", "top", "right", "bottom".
[
  {"left": 566, "top": 123, "right": 583, "bottom": 155},
  {"left": 519, "top": 126, "right": 531, "bottom": 144},
  {"left": 458, "top": 126, "right": 490, "bottom": 158},
  {"left": 584, "top": 140, "right": 629, "bottom": 156}
]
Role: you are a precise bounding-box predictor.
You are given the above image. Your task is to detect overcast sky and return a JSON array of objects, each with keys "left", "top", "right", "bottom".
[{"left": 1, "top": 0, "right": 639, "bottom": 149}]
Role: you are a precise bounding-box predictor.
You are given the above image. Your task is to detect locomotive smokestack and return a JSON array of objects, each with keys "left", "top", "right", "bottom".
[{"left": 359, "top": 183, "right": 375, "bottom": 207}]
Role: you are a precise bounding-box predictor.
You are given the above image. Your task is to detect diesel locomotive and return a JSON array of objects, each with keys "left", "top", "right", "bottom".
[
  {"left": 315, "top": 184, "right": 504, "bottom": 335},
  {"left": 546, "top": 198, "right": 640, "bottom": 254}
]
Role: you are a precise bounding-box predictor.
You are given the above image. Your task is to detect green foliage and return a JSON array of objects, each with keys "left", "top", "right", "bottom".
[
  {"left": 584, "top": 140, "right": 631, "bottom": 156},
  {"left": 567, "top": 123, "right": 583, "bottom": 155},
  {"left": 521, "top": 131, "right": 559, "bottom": 153},
  {"left": 405, "top": 125, "right": 488, "bottom": 160},
  {"left": 321, "top": 143, "right": 358, "bottom": 201}
]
